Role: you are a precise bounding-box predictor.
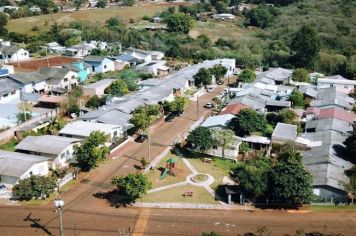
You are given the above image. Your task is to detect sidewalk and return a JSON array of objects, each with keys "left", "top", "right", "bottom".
[{"left": 134, "top": 202, "right": 256, "bottom": 211}]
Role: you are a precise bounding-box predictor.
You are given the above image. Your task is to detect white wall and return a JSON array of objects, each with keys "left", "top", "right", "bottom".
[
  {"left": 52, "top": 143, "right": 79, "bottom": 169},
  {"left": 0, "top": 89, "right": 20, "bottom": 104},
  {"left": 1, "top": 49, "right": 30, "bottom": 63}
]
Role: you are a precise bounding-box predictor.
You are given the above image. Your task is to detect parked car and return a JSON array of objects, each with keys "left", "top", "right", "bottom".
[
  {"left": 165, "top": 113, "right": 176, "bottom": 122},
  {"left": 204, "top": 102, "right": 214, "bottom": 108},
  {"left": 0, "top": 184, "right": 6, "bottom": 193},
  {"left": 135, "top": 134, "right": 148, "bottom": 143},
  {"left": 207, "top": 85, "right": 214, "bottom": 93}
]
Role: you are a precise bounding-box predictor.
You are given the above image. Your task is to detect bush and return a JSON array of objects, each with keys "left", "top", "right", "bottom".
[{"left": 13, "top": 175, "right": 57, "bottom": 200}]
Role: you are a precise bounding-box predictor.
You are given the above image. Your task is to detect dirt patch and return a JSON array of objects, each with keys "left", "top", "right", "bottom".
[{"left": 12, "top": 56, "right": 79, "bottom": 72}]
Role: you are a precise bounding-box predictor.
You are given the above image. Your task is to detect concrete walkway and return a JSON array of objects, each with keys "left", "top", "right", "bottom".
[
  {"left": 147, "top": 181, "right": 188, "bottom": 194},
  {"left": 181, "top": 157, "right": 198, "bottom": 174}
]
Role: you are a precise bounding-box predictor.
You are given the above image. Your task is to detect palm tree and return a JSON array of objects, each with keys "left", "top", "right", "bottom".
[{"left": 46, "top": 117, "right": 62, "bottom": 135}]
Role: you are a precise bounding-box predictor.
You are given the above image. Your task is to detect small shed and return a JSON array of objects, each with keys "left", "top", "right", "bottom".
[{"left": 272, "top": 122, "right": 297, "bottom": 144}]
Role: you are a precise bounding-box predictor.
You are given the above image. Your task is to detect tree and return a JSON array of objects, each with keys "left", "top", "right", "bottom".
[
  {"left": 239, "top": 142, "right": 250, "bottom": 161},
  {"left": 292, "top": 68, "right": 309, "bottom": 82},
  {"left": 123, "top": 0, "right": 134, "bottom": 6},
  {"left": 111, "top": 173, "right": 152, "bottom": 201},
  {"left": 344, "top": 166, "right": 356, "bottom": 204},
  {"left": 0, "top": 12, "right": 7, "bottom": 36},
  {"left": 344, "top": 122, "right": 356, "bottom": 157},
  {"left": 96, "top": 0, "right": 107, "bottom": 8},
  {"left": 130, "top": 111, "right": 150, "bottom": 133},
  {"left": 215, "top": 1, "right": 227, "bottom": 14},
  {"left": 289, "top": 90, "right": 305, "bottom": 107},
  {"left": 193, "top": 68, "right": 212, "bottom": 87},
  {"left": 67, "top": 103, "right": 80, "bottom": 116},
  {"left": 164, "top": 96, "right": 187, "bottom": 114},
  {"left": 233, "top": 158, "right": 271, "bottom": 199},
  {"left": 73, "top": 131, "right": 109, "bottom": 171},
  {"left": 17, "top": 112, "right": 32, "bottom": 123},
  {"left": 210, "top": 64, "right": 227, "bottom": 82},
  {"left": 187, "top": 126, "right": 214, "bottom": 153},
  {"left": 167, "top": 13, "right": 194, "bottom": 34},
  {"left": 45, "top": 116, "right": 63, "bottom": 135},
  {"left": 105, "top": 79, "right": 129, "bottom": 96},
  {"left": 277, "top": 109, "right": 297, "bottom": 124},
  {"left": 269, "top": 150, "right": 313, "bottom": 205},
  {"left": 230, "top": 108, "right": 267, "bottom": 136},
  {"left": 73, "top": 0, "right": 83, "bottom": 10},
  {"left": 86, "top": 95, "right": 107, "bottom": 109},
  {"left": 239, "top": 69, "right": 256, "bottom": 83},
  {"left": 13, "top": 175, "right": 57, "bottom": 200},
  {"left": 291, "top": 26, "right": 321, "bottom": 68},
  {"left": 211, "top": 128, "right": 234, "bottom": 158},
  {"left": 246, "top": 6, "right": 274, "bottom": 29}
]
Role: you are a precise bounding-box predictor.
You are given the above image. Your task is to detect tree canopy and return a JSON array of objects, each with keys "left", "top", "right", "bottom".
[
  {"left": 187, "top": 126, "right": 214, "bottom": 153},
  {"left": 193, "top": 68, "right": 212, "bottom": 87},
  {"left": 105, "top": 79, "right": 129, "bottom": 96},
  {"left": 210, "top": 64, "right": 227, "bottom": 82},
  {"left": 289, "top": 90, "right": 305, "bottom": 108},
  {"left": 163, "top": 96, "right": 187, "bottom": 114},
  {"left": 111, "top": 173, "right": 152, "bottom": 201},
  {"left": 74, "top": 131, "right": 109, "bottom": 171},
  {"left": 230, "top": 108, "right": 267, "bottom": 136},
  {"left": 292, "top": 68, "right": 309, "bottom": 82},
  {"left": 211, "top": 128, "right": 235, "bottom": 158},
  {"left": 291, "top": 25, "right": 321, "bottom": 68},
  {"left": 13, "top": 175, "right": 57, "bottom": 200},
  {"left": 239, "top": 69, "right": 256, "bottom": 83},
  {"left": 167, "top": 13, "right": 194, "bottom": 34},
  {"left": 269, "top": 150, "right": 313, "bottom": 205}
]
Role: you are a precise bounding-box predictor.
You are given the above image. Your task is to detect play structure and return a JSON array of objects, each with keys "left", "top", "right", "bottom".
[{"left": 160, "top": 158, "right": 176, "bottom": 179}]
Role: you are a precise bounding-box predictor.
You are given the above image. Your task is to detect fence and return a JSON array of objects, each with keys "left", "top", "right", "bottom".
[
  {"left": 0, "top": 108, "right": 59, "bottom": 145},
  {"left": 59, "top": 171, "right": 76, "bottom": 188}
]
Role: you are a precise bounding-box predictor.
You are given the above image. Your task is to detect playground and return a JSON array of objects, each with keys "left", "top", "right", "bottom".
[{"left": 142, "top": 149, "right": 236, "bottom": 205}]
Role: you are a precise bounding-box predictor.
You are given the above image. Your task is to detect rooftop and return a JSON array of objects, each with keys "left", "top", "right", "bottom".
[
  {"left": 59, "top": 121, "right": 120, "bottom": 137},
  {"left": 272, "top": 123, "right": 297, "bottom": 141},
  {"left": 38, "top": 67, "right": 71, "bottom": 79},
  {"left": 15, "top": 135, "right": 81, "bottom": 157},
  {"left": 220, "top": 103, "right": 250, "bottom": 115},
  {"left": 9, "top": 72, "right": 47, "bottom": 85},
  {"left": 0, "top": 150, "right": 48, "bottom": 178},
  {"left": 201, "top": 114, "right": 234, "bottom": 128},
  {"left": 83, "top": 79, "right": 115, "bottom": 89},
  {"left": 0, "top": 77, "right": 21, "bottom": 97}
]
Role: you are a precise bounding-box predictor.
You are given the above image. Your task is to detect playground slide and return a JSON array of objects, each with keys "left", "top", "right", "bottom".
[{"left": 160, "top": 168, "right": 169, "bottom": 179}]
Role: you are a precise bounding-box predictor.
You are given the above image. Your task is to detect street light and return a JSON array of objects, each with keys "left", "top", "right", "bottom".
[{"left": 54, "top": 199, "right": 64, "bottom": 236}]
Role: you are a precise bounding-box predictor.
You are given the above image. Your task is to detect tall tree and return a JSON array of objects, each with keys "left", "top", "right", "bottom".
[
  {"left": 230, "top": 108, "right": 267, "bottom": 136},
  {"left": 74, "top": 131, "right": 109, "bottom": 171},
  {"left": 13, "top": 175, "right": 57, "bottom": 200},
  {"left": 233, "top": 158, "right": 271, "bottom": 199},
  {"left": 167, "top": 13, "right": 194, "bottom": 34},
  {"left": 193, "top": 68, "right": 212, "bottom": 87},
  {"left": 292, "top": 68, "right": 309, "bottom": 82},
  {"left": 111, "top": 173, "right": 152, "bottom": 202},
  {"left": 239, "top": 69, "right": 256, "bottom": 83},
  {"left": 291, "top": 26, "right": 321, "bottom": 68},
  {"left": 187, "top": 126, "right": 214, "bottom": 153},
  {"left": 210, "top": 64, "right": 227, "bottom": 82},
  {"left": 211, "top": 128, "right": 234, "bottom": 158},
  {"left": 105, "top": 79, "right": 129, "bottom": 96},
  {"left": 269, "top": 150, "right": 313, "bottom": 205}
]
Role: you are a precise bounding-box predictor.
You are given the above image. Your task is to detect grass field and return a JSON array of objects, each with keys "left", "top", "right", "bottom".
[
  {"left": 7, "top": 4, "right": 170, "bottom": 34},
  {"left": 142, "top": 185, "right": 216, "bottom": 204},
  {"left": 0, "top": 139, "right": 19, "bottom": 151},
  {"left": 146, "top": 154, "right": 191, "bottom": 189},
  {"left": 305, "top": 204, "right": 356, "bottom": 212}
]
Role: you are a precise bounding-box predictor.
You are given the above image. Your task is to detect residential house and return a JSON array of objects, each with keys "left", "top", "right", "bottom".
[
  {"left": 46, "top": 42, "right": 66, "bottom": 54},
  {"left": 0, "top": 65, "right": 14, "bottom": 77},
  {"left": 220, "top": 103, "right": 250, "bottom": 115},
  {"left": 8, "top": 72, "right": 48, "bottom": 93},
  {"left": 201, "top": 114, "right": 235, "bottom": 129},
  {"left": 255, "top": 67, "right": 293, "bottom": 85},
  {"left": 212, "top": 13, "right": 236, "bottom": 20},
  {"left": 82, "top": 79, "right": 116, "bottom": 96},
  {"left": 305, "top": 107, "right": 356, "bottom": 124},
  {"left": 111, "top": 54, "right": 143, "bottom": 70},
  {"left": 305, "top": 117, "right": 352, "bottom": 134},
  {"left": 272, "top": 123, "right": 297, "bottom": 144},
  {"left": 59, "top": 120, "right": 123, "bottom": 143},
  {"left": 310, "top": 87, "right": 354, "bottom": 110},
  {"left": 135, "top": 60, "right": 169, "bottom": 77},
  {"left": 317, "top": 75, "right": 356, "bottom": 94},
  {"left": 302, "top": 130, "right": 353, "bottom": 198},
  {"left": 124, "top": 48, "right": 165, "bottom": 62},
  {"left": 0, "top": 40, "right": 29, "bottom": 64},
  {"left": 84, "top": 56, "right": 115, "bottom": 73},
  {"left": 15, "top": 135, "right": 81, "bottom": 169},
  {"left": 63, "top": 61, "right": 91, "bottom": 83},
  {"left": 0, "top": 150, "right": 49, "bottom": 187},
  {"left": 265, "top": 99, "right": 291, "bottom": 112},
  {"left": 39, "top": 67, "right": 79, "bottom": 93},
  {"left": 64, "top": 44, "right": 92, "bottom": 57},
  {"left": 0, "top": 77, "right": 21, "bottom": 103}
]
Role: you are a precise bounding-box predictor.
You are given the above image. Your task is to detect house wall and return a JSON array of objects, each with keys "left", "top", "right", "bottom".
[
  {"left": 74, "top": 63, "right": 89, "bottom": 82},
  {"left": 52, "top": 143, "right": 79, "bottom": 169},
  {"left": 317, "top": 82, "right": 356, "bottom": 94},
  {"left": 0, "top": 89, "right": 20, "bottom": 104},
  {"left": 0, "top": 49, "right": 29, "bottom": 63}
]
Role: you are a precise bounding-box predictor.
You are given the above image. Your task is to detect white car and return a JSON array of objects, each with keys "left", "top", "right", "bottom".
[
  {"left": 207, "top": 85, "right": 215, "bottom": 93},
  {"left": 204, "top": 102, "right": 214, "bottom": 108}
]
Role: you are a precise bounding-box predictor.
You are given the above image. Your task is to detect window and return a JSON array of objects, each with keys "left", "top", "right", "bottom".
[
  {"left": 8, "top": 55, "right": 11, "bottom": 58},
  {"left": 3, "top": 94, "right": 8, "bottom": 97},
  {"left": 104, "top": 65, "right": 107, "bottom": 69},
  {"left": 24, "top": 52, "right": 27, "bottom": 56},
  {"left": 64, "top": 78, "right": 68, "bottom": 82},
  {"left": 92, "top": 66, "right": 95, "bottom": 72},
  {"left": 71, "top": 75, "right": 75, "bottom": 79}
]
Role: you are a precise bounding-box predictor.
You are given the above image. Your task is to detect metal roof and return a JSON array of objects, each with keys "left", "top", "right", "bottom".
[
  {"left": 272, "top": 122, "right": 297, "bottom": 141},
  {"left": 59, "top": 121, "right": 120, "bottom": 137},
  {"left": 83, "top": 79, "right": 115, "bottom": 89},
  {"left": 0, "top": 77, "right": 21, "bottom": 97},
  {"left": 38, "top": 67, "right": 71, "bottom": 79},
  {"left": 201, "top": 114, "right": 234, "bottom": 128},
  {"left": 15, "top": 135, "right": 81, "bottom": 157},
  {"left": 9, "top": 72, "right": 48, "bottom": 85},
  {"left": 0, "top": 150, "right": 48, "bottom": 178}
]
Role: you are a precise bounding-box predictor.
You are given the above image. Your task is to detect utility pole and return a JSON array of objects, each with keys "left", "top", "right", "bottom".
[{"left": 54, "top": 199, "right": 64, "bottom": 236}]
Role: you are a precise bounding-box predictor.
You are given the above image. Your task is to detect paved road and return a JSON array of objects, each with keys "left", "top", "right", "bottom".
[{"left": 1, "top": 86, "right": 355, "bottom": 236}]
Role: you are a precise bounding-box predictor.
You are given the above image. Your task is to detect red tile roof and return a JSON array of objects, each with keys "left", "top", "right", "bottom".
[
  {"left": 317, "top": 107, "right": 356, "bottom": 123},
  {"left": 220, "top": 103, "right": 250, "bottom": 115}
]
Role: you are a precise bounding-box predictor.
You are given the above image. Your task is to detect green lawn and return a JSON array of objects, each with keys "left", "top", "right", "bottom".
[
  {"left": 146, "top": 153, "right": 191, "bottom": 189},
  {"left": 142, "top": 185, "right": 217, "bottom": 204},
  {"left": 0, "top": 139, "right": 18, "bottom": 151},
  {"left": 178, "top": 149, "right": 236, "bottom": 189}
]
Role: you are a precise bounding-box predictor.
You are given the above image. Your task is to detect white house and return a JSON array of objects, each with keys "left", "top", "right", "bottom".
[
  {"left": 0, "top": 40, "right": 29, "bottom": 64},
  {"left": 38, "top": 67, "right": 79, "bottom": 93},
  {"left": 84, "top": 56, "right": 115, "bottom": 73},
  {"left": 201, "top": 114, "right": 235, "bottom": 129},
  {"left": 64, "top": 44, "right": 92, "bottom": 57},
  {"left": 0, "top": 150, "right": 49, "bottom": 188},
  {"left": 135, "top": 60, "right": 169, "bottom": 76},
  {"left": 0, "top": 77, "right": 21, "bottom": 103},
  {"left": 59, "top": 120, "right": 123, "bottom": 143},
  {"left": 8, "top": 72, "right": 48, "bottom": 93},
  {"left": 317, "top": 75, "right": 356, "bottom": 94},
  {"left": 15, "top": 135, "right": 81, "bottom": 169},
  {"left": 124, "top": 48, "right": 165, "bottom": 62},
  {"left": 46, "top": 42, "right": 66, "bottom": 54}
]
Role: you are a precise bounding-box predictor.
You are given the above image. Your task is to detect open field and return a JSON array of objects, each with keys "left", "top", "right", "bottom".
[
  {"left": 7, "top": 3, "right": 179, "bottom": 34},
  {"left": 146, "top": 154, "right": 191, "bottom": 189},
  {"left": 142, "top": 184, "right": 217, "bottom": 204},
  {"left": 13, "top": 56, "right": 79, "bottom": 72}
]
